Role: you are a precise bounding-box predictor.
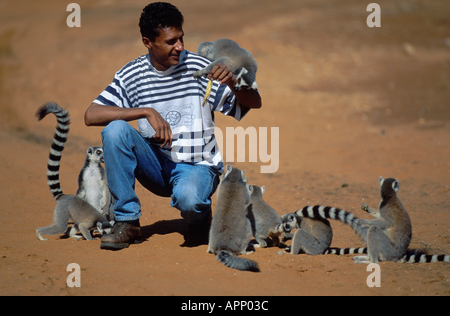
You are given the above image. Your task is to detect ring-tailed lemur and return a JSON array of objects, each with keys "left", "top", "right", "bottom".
[
  {"left": 246, "top": 185, "right": 283, "bottom": 248},
  {"left": 277, "top": 213, "right": 333, "bottom": 255},
  {"left": 207, "top": 165, "right": 260, "bottom": 272},
  {"left": 193, "top": 38, "right": 258, "bottom": 91},
  {"left": 292, "top": 177, "right": 450, "bottom": 263},
  {"left": 275, "top": 212, "right": 367, "bottom": 256},
  {"left": 35, "top": 102, "right": 113, "bottom": 241},
  {"left": 76, "top": 146, "right": 115, "bottom": 222}
]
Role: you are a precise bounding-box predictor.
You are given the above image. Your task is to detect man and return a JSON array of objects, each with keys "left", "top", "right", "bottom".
[{"left": 85, "top": 2, "right": 262, "bottom": 250}]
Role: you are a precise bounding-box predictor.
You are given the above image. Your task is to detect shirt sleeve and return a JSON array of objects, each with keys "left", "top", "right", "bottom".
[
  {"left": 93, "top": 73, "right": 132, "bottom": 108},
  {"left": 212, "top": 83, "right": 252, "bottom": 121}
]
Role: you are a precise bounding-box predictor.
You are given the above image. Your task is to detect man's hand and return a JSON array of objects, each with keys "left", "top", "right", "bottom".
[
  {"left": 145, "top": 108, "right": 172, "bottom": 148},
  {"left": 207, "top": 63, "right": 234, "bottom": 86},
  {"left": 85, "top": 103, "right": 173, "bottom": 147},
  {"left": 206, "top": 63, "right": 262, "bottom": 109}
]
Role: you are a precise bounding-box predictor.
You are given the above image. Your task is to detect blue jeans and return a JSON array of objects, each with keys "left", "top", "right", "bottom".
[{"left": 101, "top": 120, "right": 220, "bottom": 224}]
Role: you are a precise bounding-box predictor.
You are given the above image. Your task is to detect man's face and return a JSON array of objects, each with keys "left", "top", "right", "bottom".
[{"left": 143, "top": 26, "right": 184, "bottom": 71}]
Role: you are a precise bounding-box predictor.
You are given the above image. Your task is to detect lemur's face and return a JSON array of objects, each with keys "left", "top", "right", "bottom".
[
  {"left": 87, "top": 147, "right": 104, "bottom": 164},
  {"left": 198, "top": 42, "right": 215, "bottom": 60},
  {"left": 281, "top": 213, "right": 297, "bottom": 233}
]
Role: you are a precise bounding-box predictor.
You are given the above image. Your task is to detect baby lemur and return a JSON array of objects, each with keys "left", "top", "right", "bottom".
[
  {"left": 35, "top": 102, "right": 113, "bottom": 241},
  {"left": 193, "top": 39, "right": 258, "bottom": 90},
  {"left": 246, "top": 185, "right": 283, "bottom": 248},
  {"left": 207, "top": 165, "right": 259, "bottom": 272},
  {"left": 294, "top": 177, "right": 449, "bottom": 263},
  {"left": 76, "top": 146, "right": 115, "bottom": 222}
]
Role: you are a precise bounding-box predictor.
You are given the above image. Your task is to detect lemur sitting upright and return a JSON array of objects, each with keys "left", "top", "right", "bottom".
[
  {"left": 76, "top": 146, "right": 115, "bottom": 222},
  {"left": 292, "top": 177, "right": 450, "bottom": 263},
  {"left": 35, "top": 102, "right": 113, "bottom": 241},
  {"left": 246, "top": 185, "right": 283, "bottom": 248}
]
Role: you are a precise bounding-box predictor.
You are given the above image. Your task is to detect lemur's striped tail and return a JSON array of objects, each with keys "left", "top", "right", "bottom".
[
  {"left": 36, "top": 102, "right": 70, "bottom": 201},
  {"left": 324, "top": 247, "right": 367, "bottom": 255},
  {"left": 399, "top": 251, "right": 450, "bottom": 263},
  {"left": 295, "top": 205, "right": 368, "bottom": 241},
  {"left": 217, "top": 250, "right": 260, "bottom": 272}
]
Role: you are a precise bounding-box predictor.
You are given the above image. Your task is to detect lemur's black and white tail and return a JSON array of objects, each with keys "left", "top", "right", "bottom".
[
  {"left": 324, "top": 247, "right": 367, "bottom": 255},
  {"left": 399, "top": 251, "right": 450, "bottom": 263},
  {"left": 217, "top": 250, "right": 260, "bottom": 272},
  {"left": 36, "top": 102, "right": 70, "bottom": 201},
  {"left": 295, "top": 205, "right": 369, "bottom": 241}
]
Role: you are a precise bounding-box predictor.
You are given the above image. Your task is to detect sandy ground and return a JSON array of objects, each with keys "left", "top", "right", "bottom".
[{"left": 0, "top": 0, "right": 449, "bottom": 297}]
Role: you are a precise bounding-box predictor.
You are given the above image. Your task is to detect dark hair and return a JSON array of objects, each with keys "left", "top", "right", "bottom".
[{"left": 139, "top": 2, "right": 184, "bottom": 41}]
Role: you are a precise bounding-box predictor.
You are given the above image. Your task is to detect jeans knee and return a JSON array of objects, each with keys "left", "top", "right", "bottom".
[
  {"left": 173, "top": 189, "right": 201, "bottom": 212},
  {"left": 171, "top": 188, "right": 211, "bottom": 223},
  {"left": 101, "top": 120, "right": 132, "bottom": 143}
]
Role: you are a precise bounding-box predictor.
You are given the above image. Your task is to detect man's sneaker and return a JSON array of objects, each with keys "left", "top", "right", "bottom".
[{"left": 100, "top": 221, "right": 143, "bottom": 250}]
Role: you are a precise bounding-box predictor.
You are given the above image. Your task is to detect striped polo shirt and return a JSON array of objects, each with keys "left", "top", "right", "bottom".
[{"left": 94, "top": 50, "right": 251, "bottom": 171}]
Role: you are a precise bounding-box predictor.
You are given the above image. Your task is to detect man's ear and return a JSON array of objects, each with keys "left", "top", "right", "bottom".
[{"left": 142, "top": 37, "right": 152, "bottom": 49}]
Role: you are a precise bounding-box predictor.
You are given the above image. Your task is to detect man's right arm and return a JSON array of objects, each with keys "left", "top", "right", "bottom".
[{"left": 85, "top": 103, "right": 172, "bottom": 148}]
